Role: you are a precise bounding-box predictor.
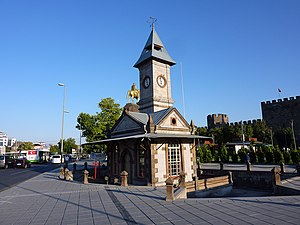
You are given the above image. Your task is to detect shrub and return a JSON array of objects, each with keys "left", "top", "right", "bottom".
[
  {"left": 238, "top": 148, "right": 247, "bottom": 163},
  {"left": 196, "top": 146, "right": 204, "bottom": 163},
  {"left": 256, "top": 148, "right": 265, "bottom": 163},
  {"left": 202, "top": 145, "right": 213, "bottom": 163},
  {"left": 291, "top": 149, "right": 300, "bottom": 164},
  {"left": 249, "top": 150, "right": 257, "bottom": 163},
  {"left": 283, "top": 150, "right": 291, "bottom": 164},
  {"left": 265, "top": 146, "right": 274, "bottom": 163},
  {"left": 220, "top": 145, "right": 229, "bottom": 162},
  {"left": 232, "top": 152, "right": 239, "bottom": 163},
  {"left": 273, "top": 146, "right": 284, "bottom": 164}
]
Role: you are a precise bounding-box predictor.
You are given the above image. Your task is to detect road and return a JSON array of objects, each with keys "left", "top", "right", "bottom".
[{"left": 0, "top": 163, "right": 60, "bottom": 192}]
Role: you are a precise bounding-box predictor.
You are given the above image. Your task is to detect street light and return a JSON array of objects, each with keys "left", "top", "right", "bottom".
[{"left": 58, "top": 83, "right": 66, "bottom": 166}]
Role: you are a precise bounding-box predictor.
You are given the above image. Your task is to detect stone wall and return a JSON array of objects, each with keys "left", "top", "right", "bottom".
[
  {"left": 261, "top": 96, "right": 300, "bottom": 145},
  {"left": 207, "top": 114, "right": 229, "bottom": 130},
  {"left": 201, "top": 169, "right": 276, "bottom": 190}
]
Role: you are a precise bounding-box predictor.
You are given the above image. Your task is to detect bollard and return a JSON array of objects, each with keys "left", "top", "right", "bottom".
[
  {"left": 83, "top": 169, "right": 89, "bottom": 184},
  {"left": 228, "top": 171, "right": 233, "bottom": 184},
  {"left": 194, "top": 176, "right": 198, "bottom": 191},
  {"left": 59, "top": 167, "right": 65, "bottom": 180},
  {"left": 272, "top": 167, "right": 281, "bottom": 186},
  {"left": 72, "top": 163, "right": 77, "bottom": 174},
  {"left": 65, "top": 168, "right": 73, "bottom": 181},
  {"left": 179, "top": 171, "right": 186, "bottom": 187},
  {"left": 165, "top": 177, "right": 174, "bottom": 201},
  {"left": 296, "top": 163, "right": 300, "bottom": 174},
  {"left": 114, "top": 177, "right": 119, "bottom": 185},
  {"left": 280, "top": 162, "right": 285, "bottom": 173},
  {"left": 246, "top": 161, "right": 251, "bottom": 172},
  {"left": 220, "top": 162, "right": 224, "bottom": 171},
  {"left": 105, "top": 176, "right": 109, "bottom": 185},
  {"left": 120, "top": 171, "right": 128, "bottom": 187}
]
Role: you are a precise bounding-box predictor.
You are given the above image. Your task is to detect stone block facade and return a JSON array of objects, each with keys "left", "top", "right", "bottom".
[{"left": 261, "top": 96, "right": 300, "bottom": 145}]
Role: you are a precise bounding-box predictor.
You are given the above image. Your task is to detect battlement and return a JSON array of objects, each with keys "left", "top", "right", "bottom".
[
  {"left": 207, "top": 113, "right": 229, "bottom": 130},
  {"left": 261, "top": 96, "right": 300, "bottom": 105},
  {"left": 230, "top": 119, "right": 262, "bottom": 126},
  {"left": 207, "top": 113, "right": 228, "bottom": 120}
]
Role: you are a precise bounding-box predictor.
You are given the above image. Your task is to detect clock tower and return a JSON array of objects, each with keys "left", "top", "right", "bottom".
[{"left": 134, "top": 26, "right": 176, "bottom": 113}]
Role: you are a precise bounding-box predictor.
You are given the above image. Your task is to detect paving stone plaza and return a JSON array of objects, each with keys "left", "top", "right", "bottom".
[{"left": 0, "top": 168, "right": 299, "bottom": 225}]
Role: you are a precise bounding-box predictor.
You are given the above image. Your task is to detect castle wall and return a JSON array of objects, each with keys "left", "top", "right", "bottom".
[
  {"left": 261, "top": 96, "right": 300, "bottom": 145},
  {"left": 207, "top": 113, "right": 229, "bottom": 130}
]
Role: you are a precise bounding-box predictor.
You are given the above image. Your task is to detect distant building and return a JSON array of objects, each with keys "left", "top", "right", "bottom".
[
  {"left": 261, "top": 96, "right": 300, "bottom": 146},
  {"left": 207, "top": 114, "right": 229, "bottom": 130},
  {"left": 0, "top": 132, "right": 8, "bottom": 155}
]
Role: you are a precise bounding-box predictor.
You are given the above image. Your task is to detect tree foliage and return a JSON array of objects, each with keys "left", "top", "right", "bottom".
[
  {"left": 290, "top": 149, "right": 300, "bottom": 164},
  {"left": 18, "top": 142, "right": 34, "bottom": 150},
  {"left": 50, "top": 145, "right": 59, "bottom": 154},
  {"left": 76, "top": 97, "right": 122, "bottom": 153},
  {"left": 76, "top": 97, "right": 122, "bottom": 143},
  {"left": 58, "top": 138, "right": 77, "bottom": 154},
  {"left": 220, "top": 145, "right": 229, "bottom": 162}
]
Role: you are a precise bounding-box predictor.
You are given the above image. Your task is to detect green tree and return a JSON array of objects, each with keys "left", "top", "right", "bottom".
[
  {"left": 196, "top": 146, "right": 204, "bottom": 163},
  {"left": 58, "top": 138, "right": 77, "bottom": 154},
  {"left": 50, "top": 145, "right": 59, "bottom": 154},
  {"left": 202, "top": 145, "right": 212, "bottom": 163},
  {"left": 220, "top": 145, "right": 229, "bottom": 162},
  {"left": 283, "top": 150, "right": 291, "bottom": 164},
  {"left": 232, "top": 152, "right": 239, "bottom": 163},
  {"left": 76, "top": 97, "right": 122, "bottom": 143},
  {"left": 274, "top": 128, "right": 293, "bottom": 150},
  {"left": 252, "top": 121, "right": 271, "bottom": 144},
  {"left": 238, "top": 148, "right": 247, "bottom": 163},
  {"left": 249, "top": 146, "right": 257, "bottom": 163},
  {"left": 18, "top": 142, "right": 34, "bottom": 150},
  {"left": 290, "top": 149, "right": 300, "bottom": 164},
  {"left": 196, "top": 127, "right": 209, "bottom": 137},
  {"left": 273, "top": 145, "right": 284, "bottom": 163},
  {"left": 256, "top": 147, "right": 265, "bottom": 163},
  {"left": 265, "top": 146, "right": 274, "bottom": 163}
]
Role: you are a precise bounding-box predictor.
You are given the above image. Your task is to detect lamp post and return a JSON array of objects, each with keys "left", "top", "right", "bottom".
[{"left": 58, "top": 83, "right": 66, "bottom": 166}]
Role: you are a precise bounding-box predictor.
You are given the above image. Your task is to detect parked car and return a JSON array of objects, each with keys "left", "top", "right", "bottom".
[
  {"left": 15, "top": 158, "right": 31, "bottom": 168},
  {"left": 0, "top": 155, "right": 15, "bottom": 169}
]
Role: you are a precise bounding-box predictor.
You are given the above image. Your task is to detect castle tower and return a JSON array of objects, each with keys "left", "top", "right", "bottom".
[
  {"left": 134, "top": 26, "right": 176, "bottom": 113},
  {"left": 207, "top": 114, "right": 229, "bottom": 130}
]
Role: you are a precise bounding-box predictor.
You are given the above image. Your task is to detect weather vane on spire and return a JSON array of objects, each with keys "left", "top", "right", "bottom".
[{"left": 147, "top": 17, "right": 157, "bottom": 29}]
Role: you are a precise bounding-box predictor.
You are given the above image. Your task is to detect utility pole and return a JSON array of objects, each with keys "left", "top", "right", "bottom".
[
  {"left": 241, "top": 121, "right": 245, "bottom": 149},
  {"left": 291, "top": 120, "right": 297, "bottom": 150}
]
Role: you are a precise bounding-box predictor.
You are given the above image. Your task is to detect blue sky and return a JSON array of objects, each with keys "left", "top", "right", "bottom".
[{"left": 1, "top": 0, "right": 299, "bottom": 144}]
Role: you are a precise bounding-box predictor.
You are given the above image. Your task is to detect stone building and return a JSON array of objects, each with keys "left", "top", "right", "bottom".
[
  {"left": 207, "top": 114, "right": 229, "bottom": 130},
  {"left": 261, "top": 96, "right": 300, "bottom": 146},
  {"left": 89, "top": 27, "right": 210, "bottom": 186}
]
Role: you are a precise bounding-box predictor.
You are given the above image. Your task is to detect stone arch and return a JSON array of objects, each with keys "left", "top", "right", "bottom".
[{"left": 120, "top": 149, "right": 133, "bottom": 184}]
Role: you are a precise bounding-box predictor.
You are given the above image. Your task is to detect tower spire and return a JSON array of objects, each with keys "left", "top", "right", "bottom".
[{"left": 148, "top": 16, "right": 157, "bottom": 30}]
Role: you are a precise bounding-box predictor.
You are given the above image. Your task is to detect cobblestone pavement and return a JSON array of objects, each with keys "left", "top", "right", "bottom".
[{"left": 0, "top": 169, "right": 299, "bottom": 225}]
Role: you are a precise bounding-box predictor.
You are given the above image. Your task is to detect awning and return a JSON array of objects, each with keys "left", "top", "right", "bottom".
[{"left": 83, "top": 133, "right": 212, "bottom": 145}]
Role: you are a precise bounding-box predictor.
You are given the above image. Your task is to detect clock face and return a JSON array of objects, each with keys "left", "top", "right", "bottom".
[
  {"left": 143, "top": 76, "right": 150, "bottom": 88},
  {"left": 157, "top": 75, "right": 166, "bottom": 87}
]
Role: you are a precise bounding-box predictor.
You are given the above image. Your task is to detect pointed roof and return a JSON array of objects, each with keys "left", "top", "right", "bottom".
[{"left": 134, "top": 28, "right": 176, "bottom": 68}]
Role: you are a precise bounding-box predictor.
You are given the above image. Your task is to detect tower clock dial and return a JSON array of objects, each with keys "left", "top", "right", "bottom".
[
  {"left": 157, "top": 75, "right": 166, "bottom": 87},
  {"left": 143, "top": 76, "right": 150, "bottom": 88}
]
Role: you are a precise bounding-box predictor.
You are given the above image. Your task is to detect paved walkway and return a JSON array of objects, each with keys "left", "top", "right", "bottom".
[{"left": 0, "top": 169, "right": 300, "bottom": 225}]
